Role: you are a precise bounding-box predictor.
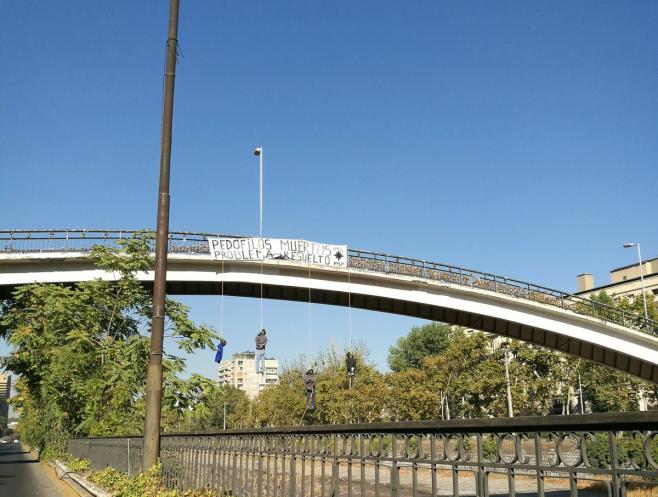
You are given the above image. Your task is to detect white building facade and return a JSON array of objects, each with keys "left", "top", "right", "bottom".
[
  {"left": 0, "top": 373, "right": 10, "bottom": 423},
  {"left": 218, "top": 351, "right": 279, "bottom": 400}
]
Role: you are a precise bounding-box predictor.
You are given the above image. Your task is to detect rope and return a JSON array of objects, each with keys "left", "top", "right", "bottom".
[
  {"left": 348, "top": 270, "right": 352, "bottom": 351},
  {"left": 220, "top": 259, "right": 225, "bottom": 339},
  {"left": 260, "top": 242, "right": 264, "bottom": 332},
  {"left": 308, "top": 265, "right": 312, "bottom": 364},
  {"left": 299, "top": 400, "right": 310, "bottom": 425}
]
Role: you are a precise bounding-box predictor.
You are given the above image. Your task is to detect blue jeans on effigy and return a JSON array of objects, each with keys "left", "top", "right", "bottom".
[{"left": 255, "top": 349, "right": 265, "bottom": 373}]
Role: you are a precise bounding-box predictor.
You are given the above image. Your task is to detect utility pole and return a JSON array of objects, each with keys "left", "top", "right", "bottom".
[{"left": 143, "top": 0, "right": 180, "bottom": 469}]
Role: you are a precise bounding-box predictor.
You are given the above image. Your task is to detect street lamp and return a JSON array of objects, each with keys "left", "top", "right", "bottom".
[
  {"left": 623, "top": 242, "right": 649, "bottom": 320},
  {"left": 500, "top": 341, "right": 514, "bottom": 417},
  {"left": 253, "top": 147, "right": 263, "bottom": 238}
]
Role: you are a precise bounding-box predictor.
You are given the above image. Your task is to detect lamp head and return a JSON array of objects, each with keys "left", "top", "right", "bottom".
[
  {"left": 253, "top": 147, "right": 262, "bottom": 156},
  {"left": 623, "top": 243, "right": 636, "bottom": 248}
]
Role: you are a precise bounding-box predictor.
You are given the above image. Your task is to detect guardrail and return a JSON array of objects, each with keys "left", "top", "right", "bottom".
[
  {"left": 1, "top": 229, "right": 656, "bottom": 336},
  {"left": 68, "top": 412, "right": 658, "bottom": 497}
]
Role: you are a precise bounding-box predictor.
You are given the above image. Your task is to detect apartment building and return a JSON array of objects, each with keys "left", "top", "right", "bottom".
[
  {"left": 0, "top": 373, "right": 11, "bottom": 423},
  {"left": 218, "top": 351, "right": 279, "bottom": 399},
  {"left": 576, "top": 256, "right": 658, "bottom": 301}
]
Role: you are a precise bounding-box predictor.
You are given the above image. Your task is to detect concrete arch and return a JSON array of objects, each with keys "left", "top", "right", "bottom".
[{"left": 1, "top": 250, "right": 658, "bottom": 383}]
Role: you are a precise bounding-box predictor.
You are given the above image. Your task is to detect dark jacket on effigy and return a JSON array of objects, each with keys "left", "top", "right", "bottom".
[
  {"left": 255, "top": 334, "right": 267, "bottom": 350},
  {"left": 303, "top": 373, "right": 316, "bottom": 391}
]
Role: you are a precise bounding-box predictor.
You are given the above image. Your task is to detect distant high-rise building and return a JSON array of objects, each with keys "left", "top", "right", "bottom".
[
  {"left": 218, "top": 351, "right": 279, "bottom": 399},
  {"left": 0, "top": 373, "right": 11, "bottom": 423}
]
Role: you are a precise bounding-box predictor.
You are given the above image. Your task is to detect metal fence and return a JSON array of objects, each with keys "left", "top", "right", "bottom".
[
  {"left": 68, "top": 413, "right": 658, "bottom": 497},
  {"left": 1, "top": 229, "right": 656, "bottom": 336}
]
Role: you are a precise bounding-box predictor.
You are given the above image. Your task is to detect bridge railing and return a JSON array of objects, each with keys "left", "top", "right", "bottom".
[
  {"left": 68, "top": 412, "right": 658, "bottom": 497},
  {"left": 1, "top": 229, "right": 656, "bottom": 336}
]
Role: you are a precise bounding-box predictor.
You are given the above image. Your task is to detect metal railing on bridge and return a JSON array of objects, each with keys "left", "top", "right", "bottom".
[
  {"left": 68, "top": 412, "right": 658, "bottom": 497},
  {"left": 1, "top": 229, "right": 656, "bottom": 336}
]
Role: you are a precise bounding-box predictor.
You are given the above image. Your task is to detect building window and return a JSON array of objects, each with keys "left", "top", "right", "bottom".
[{"left": 653, "top": 289, "right": 658, "bottom": 295}]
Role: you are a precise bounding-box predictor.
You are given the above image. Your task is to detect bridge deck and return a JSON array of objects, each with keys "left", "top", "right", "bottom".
[{"left": 1, "top": 230, "right": 658, "bottom": 383}]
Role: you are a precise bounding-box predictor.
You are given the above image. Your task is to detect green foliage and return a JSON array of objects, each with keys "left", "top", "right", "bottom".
[
  {"left": 578, "top": 290, "right": 658, "bottom": 331},
  {"left": 88, "top": 467, "right": 127, "bottom": 490},
  {"left": 481, "top": 436, "right": 498, "bottom": 460},
  {"left": 385, "top": 368, "right": 440, "bottom": 421},
  {"left": 584, "top": 433, "right": 658, "bottom": 469},
  {"left": 237, "top": 346, "right": 386, "bottom": 427},
  {"left": 0, "top": 235, "right": 218, "bottom": 454},
  {"left": 162, "top": 376, "right": 249, "bottom": 432},
  {"left": 63, "top": 454, "right": 91, "bottom": 472},
  {"left": 88, "top": 464, "right": 219, "bottom": 497},
  {"left": 387, "top": 323, "right": 452, "bottom": 372},
  {"left": 423, "top": 329, "right": 503, "bottom": 418}
]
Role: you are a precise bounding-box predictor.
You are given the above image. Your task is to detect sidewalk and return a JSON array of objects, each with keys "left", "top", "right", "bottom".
[{"left": 0, "top": 442, "right": 71, "bottom": 496}]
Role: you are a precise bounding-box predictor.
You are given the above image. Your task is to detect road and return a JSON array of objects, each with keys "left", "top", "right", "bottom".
[{"left": 0, "top": 442, "right": 69, "bottom": 496}]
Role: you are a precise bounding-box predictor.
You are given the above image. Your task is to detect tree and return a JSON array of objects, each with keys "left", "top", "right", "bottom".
[
  {"left": 579, "top": 360, "right": 647, "bottom": 412},
  {"left": 161, "top": 376, "right": 248, "bottom": 432},
  {"left": 387, "top": 323, "right": 453, "bottom": 372},
  {"left": 0, "top": 236, "right": 218, "bottom": 455},
  {"left": 385, "top": 369, "right": 440, "bottom": 421},
  {"left": 422, "top": 328, "right": 499, "bottom": 419}
]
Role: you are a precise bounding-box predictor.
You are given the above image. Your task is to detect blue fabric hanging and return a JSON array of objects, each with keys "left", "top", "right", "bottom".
[{"left": 214, "top": 342, "right": 224, "bottom": 364}]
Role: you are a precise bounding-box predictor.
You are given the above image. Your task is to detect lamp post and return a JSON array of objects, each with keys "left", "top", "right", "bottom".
[
  {"left": 143, "top": 0, "right": 180, "bottom": 469},
  {"left": 501, "top": 342, "right": 514, "bottom": 417},
  {"left": 253, "top": 147, "right": 263, "bottom": 238},
  {"left": 578, "top": 372, "right": 585, "bottom": 414},
  {"left": 623, "top": 242, "right": 649, "bottom": 320}
]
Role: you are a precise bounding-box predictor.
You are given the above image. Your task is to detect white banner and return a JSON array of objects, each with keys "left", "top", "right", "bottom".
[{"left": 207, "top": 237, "right": 348, "bottom": 268}]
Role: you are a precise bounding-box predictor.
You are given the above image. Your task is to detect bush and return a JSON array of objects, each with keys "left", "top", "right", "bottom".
[
  {"left": 585, "top": 433, "right": 610, "bottom": 468},
  {"left": 585, "top": 433, "right": 658, "bottom": 469},
  {"left": 88, "top": 467, "right": 129, "bottom": 492},
  {"left": 482, "top": 436, "right": 498, "bottom": 460},
  {"left": 63, "top": 455, "right": 91, "bottom": 472},
  {"left": 87, "top": 464, "right": 219, "bottom": 497}
]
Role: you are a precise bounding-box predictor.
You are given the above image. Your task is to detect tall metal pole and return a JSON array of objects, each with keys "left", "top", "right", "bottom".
[
  {"left": 504, "top": 349, "right": 514, "bottom": 417},
  {"left": 636, "top": 244, "right": 649, "bottom": 320},
  {"left": 143, "top": 0, "right": 180, "bottom": 469},
  {"left": 578, "top": 373, "right": 584, "bottom": 414}
]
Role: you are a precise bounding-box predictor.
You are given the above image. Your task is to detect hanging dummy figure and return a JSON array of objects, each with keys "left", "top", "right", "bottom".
[
  {"left": 255, "top": 329, "right": 267, "bottom": 374},
  {"left": 303, "top": 368, "right": 316, "bottom": 410},
  {"left": 214, "top": 337, "right": 227, "bottom": 364},
  {"left": 345, "top": 352, "right": 357, "bottom": 377}
]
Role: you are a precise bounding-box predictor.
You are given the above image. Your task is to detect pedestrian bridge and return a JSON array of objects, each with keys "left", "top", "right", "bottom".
[{"left": 1, "top": 229, "right": 658, "bottom": 383}]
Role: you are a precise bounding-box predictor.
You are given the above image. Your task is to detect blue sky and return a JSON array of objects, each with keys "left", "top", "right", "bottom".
[{"left": 1, "top": 1, "right": 657, "bottom": 379}]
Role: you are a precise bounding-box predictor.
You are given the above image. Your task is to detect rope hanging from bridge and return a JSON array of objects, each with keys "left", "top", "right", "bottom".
[
  {"left": 307, "top": 265, "right": 313, "bottom": 367},
  {"left": 347, "top": 269, "right": 356, "bottom": 389},
  {"left": 348, "top": 270, "right": 352, "bottom": 351},
  {"left": 260, "top": 250, "right": 264, "bottom": 332},
  {"left": 220, "top": 259, "right": 224, "bottom": 339}
]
